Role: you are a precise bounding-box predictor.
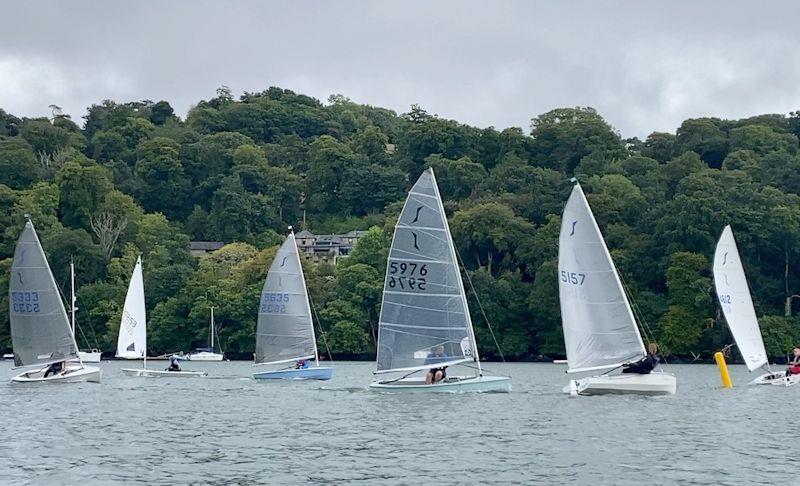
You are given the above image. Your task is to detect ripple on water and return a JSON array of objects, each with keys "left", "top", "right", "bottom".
[{"left": 0, "top": 361, "right": 796, "bottom": 484}]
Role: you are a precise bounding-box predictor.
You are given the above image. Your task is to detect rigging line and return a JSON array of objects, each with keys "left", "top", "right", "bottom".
[
  {"left": 307, "top": 294, "right": 334, "bottom": 364},
  {"left": 618, "top": 272, "right": 668, "bottom": 365},
  {"left": 380, "top": 368, "right": 424, "bottom": 384},
  {"left": 453, "top": 246, "right": 507, "bottom": 366}
]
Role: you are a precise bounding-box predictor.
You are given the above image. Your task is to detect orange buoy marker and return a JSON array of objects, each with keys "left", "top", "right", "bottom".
[{"left": 714, "top": 351, "right": 733, "bottom": 388}]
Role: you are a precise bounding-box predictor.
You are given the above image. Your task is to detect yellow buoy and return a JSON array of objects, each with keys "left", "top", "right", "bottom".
[{"left": 714, "top": 351, "right": 733, "bottom": 388}]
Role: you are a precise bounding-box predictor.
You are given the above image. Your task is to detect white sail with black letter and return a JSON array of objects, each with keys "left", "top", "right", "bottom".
[
  {"left": 713, "top": 225, "right": 768, "bottom": 371},
  {"left": 116, "top": 256, "right": 147, "bottom": 358},
  {"left": 375, "top": 168, "right": 478, "bottom": 374},
  {"left": 255, "top": 232, "right": 318, "bottom": 365},
  {"left": 558, "top": 184, "right": 646, "bottom": 373},
  {"left": 9, "top": 220, "right": 79, "bottom": 367}
]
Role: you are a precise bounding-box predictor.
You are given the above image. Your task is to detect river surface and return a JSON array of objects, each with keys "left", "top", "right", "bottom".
[{"left": 0, "top": 360, "right": 795, "bottom": 485}]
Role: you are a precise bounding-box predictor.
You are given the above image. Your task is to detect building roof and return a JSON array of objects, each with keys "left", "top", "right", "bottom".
[
  {"left": 295, "top": 230, "right": 315, "bottom": 238},
  {"left": 190, "top": 241, "right": 225, "bottom": 251},
  {"left": 342, "top": 230, "right": 369, "bottom": 238}
]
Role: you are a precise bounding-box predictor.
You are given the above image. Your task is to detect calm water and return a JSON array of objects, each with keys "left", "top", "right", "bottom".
[{"left": 0, "top": 360, "right": 795, "bottom": 485}]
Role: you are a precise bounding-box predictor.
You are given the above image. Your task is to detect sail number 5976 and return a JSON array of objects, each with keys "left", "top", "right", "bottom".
[
  {"left": 388, "top": 261, "right": 428, "bottom": 290},
  {"left": 560, "top": 271, "right": 586, "bottom": 285}
]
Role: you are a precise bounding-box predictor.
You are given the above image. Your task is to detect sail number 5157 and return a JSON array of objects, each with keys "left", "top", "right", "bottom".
[{"left": 560, "top": 271, "right": 586, "bottom": 285}]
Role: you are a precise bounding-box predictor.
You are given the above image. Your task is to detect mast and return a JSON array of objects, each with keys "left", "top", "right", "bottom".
[
  {"left": 210, "top": 306, "right": 215, "bottom": 352},
  {"left": 292, "top": 226, "right": 320, "bottom": 367},
  {"left": 70, "top": 258, "right": 76, "bottom": 335}
]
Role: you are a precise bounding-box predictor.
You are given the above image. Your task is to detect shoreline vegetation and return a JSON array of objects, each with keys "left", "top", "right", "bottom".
[{"left": 2, "top": 87, "right": 800, "bottom": 363}]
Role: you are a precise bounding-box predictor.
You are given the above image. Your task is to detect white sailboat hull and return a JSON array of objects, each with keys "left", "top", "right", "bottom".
[
  {"left": 71, "top": 350, "right": 101, "bottom": 363},
  {"left": 11, "top": 364, "right": 102, "bottom": 383},
  {"left": 564, "top": 372, "right": 676, "bottom": 396},
  {"left": 121, "top": 368, "right": 207, "bottom": 378},
  {"left": 749, "top": 371, "right": 800, "bottom": 386},
  {"left": 186, "top": 351, "right": 224, "bottom": 361},
  {"left": 369, "top": 375, "right": 511, "bottom": 393}
]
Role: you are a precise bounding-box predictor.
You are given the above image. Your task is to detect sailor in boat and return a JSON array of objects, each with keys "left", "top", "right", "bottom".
[
  {"left": 786, "top": 346, "right": 800, "bottom": 377},
  {"left": 295, "top": 358, "right": 310, "bottom": 369},
  {"left": 43, "top": 360, "right": 66, "bottom": 378},
  {"left": 425, "top": 345, "right": 448, "bottom": 384},
  {"left": 622, "top": 343, "right": 660, "bottom": 375},
  {"left": 166, "top": 356, "right": 181, "bottom": 372}
]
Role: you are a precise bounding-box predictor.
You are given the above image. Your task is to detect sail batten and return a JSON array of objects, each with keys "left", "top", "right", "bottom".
[
  {"left": 255, "top": 233, "right": 318, "bottom": 365},
  {"left": 116, "top": 257, "right": 147, "bottom": 359},
  {"left": 558, "top": 184, "right": 646, "bottom": 373},
  {"left": 9, "top": 220, "right": 79, "bottom": 367},
  {"left": 713, "top": 226, "right": 768, "bottom": 371},
  {"left": 375, "top": 168, "right": 478, "bottom": 373}
]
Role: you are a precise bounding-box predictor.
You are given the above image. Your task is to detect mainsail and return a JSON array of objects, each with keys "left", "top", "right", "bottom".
[
  {"left": 255, "top": 232, "right": 318, "bottom": 365},
  {"left": 116, "top": 256, "right": 147, "bottom": 358},
  {"left": 713, "top": 225, "right": 768, "bottom": 371},
  {"left": 375, "top": 168, "right": 478, "bottom": 374},
  {"left": 558, "top": 184, "right": 646, "bottom": 373},
  {"left": 9, "top": 220, "right": 79, "bottom": 367}
]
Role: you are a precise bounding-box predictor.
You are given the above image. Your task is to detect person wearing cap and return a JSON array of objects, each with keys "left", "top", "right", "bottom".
[{"left": 295, "top": 358, "right": 310, "bottom": 369}]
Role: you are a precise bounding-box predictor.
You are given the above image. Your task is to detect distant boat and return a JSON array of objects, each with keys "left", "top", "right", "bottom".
[
  {"left": 558, "top": 183, "right": 675, "bottom": 396},
  {"left": 67, "top": 259, "right": 101, "bottom": 363},
  {"left": 253, "top": 229, "right": 333, "bottom": 380},
  {"left": 119, "top": 257, "right": 206, "bottom": 378},
  {"left": 369, "top": 168, "right": 511, "bottom": 393},
  {"left": 9, "top": 218, "right": 101, "bottom": 383},
  {"left": 713, "top": 225, "right": 799, "bottom": 386},
  {"left": 2, "top": 353, "right": 14, "bottom": 360},
  {"left": 187, "top": 306, "right": 224, "bottom": 361}
]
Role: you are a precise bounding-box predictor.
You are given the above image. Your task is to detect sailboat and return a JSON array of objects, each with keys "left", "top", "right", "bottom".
[
  {"left": 713, "top": 225, "right": 799, "bottom": 386},
  {"left": 119, "top": 257, "right": 207, "bottom": 377},
  {"left": 252, "top": 230, "right": 333, "bottom": 380},
  {"left": 558, "top": 183, "right": 676, "bottom": 395},
  {"left": 9, "top": 218, "right": 102, "bottom": 383},
  {"left": 369, "top": 168, "right": 511, "bottom": 393},
  {"left": 68, "top": 260, "right": 102, "bottom": 363},
  {"left": 187, "top": 306, "right": 224, "bottom": 361}
]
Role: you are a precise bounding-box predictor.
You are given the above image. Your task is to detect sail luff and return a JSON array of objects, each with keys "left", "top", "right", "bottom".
[
  {"left": 429, "top": 169, "right": 480, "bottom": 369},
  {"left": 713, "top": 225, "right": 768, "bottom": 371},
  {"left": 558, "top": 184, "right": 646, "bottom": 373},
  {"left": 292, "top": 231, "right": 320, "bottom": 364}
]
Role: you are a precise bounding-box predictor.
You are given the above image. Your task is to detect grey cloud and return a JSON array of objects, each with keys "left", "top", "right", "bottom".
[{"left": 1, "top": 0, "right": 799, "bottom": 138}]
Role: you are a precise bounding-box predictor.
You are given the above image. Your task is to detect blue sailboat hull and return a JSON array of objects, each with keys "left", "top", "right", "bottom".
[{"left": 253, "top": 366, "right": 334, "bottom": 381}]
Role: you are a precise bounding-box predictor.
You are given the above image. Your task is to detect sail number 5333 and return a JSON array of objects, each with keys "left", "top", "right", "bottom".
[{"left": 560, "top": 271, "right": 586, "bottom": 286}]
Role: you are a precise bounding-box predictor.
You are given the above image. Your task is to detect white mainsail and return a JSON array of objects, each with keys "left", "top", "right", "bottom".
[
  {"left": 116, "top": 256, "right": 147, "bottom": 359},
  {"left": 254, "top": 232, "right": 318, "bottom": 366},
  {"left": 375, "top": 167, "right": 479, "bottom": 374},
  {"left": 9, "top": 219, "right": 80, "bottom": 367},
  {"left": 558, "top": 183, "right": 646, "bottom": 373},
  {"left": 713, "top": 225, "right": 768, "bottom": 371}
]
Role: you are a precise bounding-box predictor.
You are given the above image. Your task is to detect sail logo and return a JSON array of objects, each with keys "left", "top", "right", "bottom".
[
  {"left": 412, "top": 232, "right": 420, "bottom": 250},
  {"left": 570, "top": 220, "right": 578, "bottom": 236},
  {"left": 123, "top": 310, "right": 138, "bottom": 329},
  {"left": 280, "top": 256, "right": 288, "bottom": 267},
  {"left": 723, "top": 252, "right": 728, "bottom": 265},
  {"left": 411, "top": 206, "right": 423, "bottom": 224}
]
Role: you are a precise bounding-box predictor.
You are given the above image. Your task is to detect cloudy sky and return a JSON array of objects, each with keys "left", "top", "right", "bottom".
[{"left": 2, "top": 1, "right": 799, "bottom": 138}]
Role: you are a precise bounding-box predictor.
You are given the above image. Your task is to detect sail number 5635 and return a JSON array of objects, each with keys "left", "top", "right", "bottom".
[{"left": 560, "top": 271, "right": 586, "bottom": 285}]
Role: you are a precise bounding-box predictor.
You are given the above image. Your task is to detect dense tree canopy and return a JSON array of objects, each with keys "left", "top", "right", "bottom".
[{"left": 2, "top": 88, "right": 800, "bottom": 364}]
